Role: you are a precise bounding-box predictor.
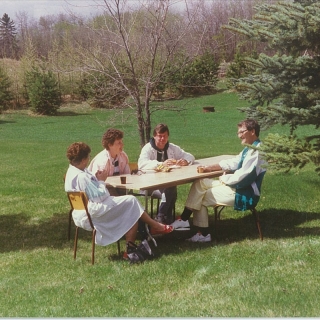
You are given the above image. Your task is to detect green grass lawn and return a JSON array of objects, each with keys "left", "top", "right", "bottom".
[{"left": 1, "top": 91, "right": 320, "bottom": 317}]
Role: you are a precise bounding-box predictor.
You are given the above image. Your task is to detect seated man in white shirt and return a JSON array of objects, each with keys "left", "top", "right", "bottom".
[
  {"left": 138, "top": 123, "right": 195, "bottom": 224},
  {"left": 171, "top": 119, "right": 267, "bottom": 242}
]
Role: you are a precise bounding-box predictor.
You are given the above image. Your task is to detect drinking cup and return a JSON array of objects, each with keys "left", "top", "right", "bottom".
[{"left": 197, "top": 166, "right": 205, "bottom": 173}]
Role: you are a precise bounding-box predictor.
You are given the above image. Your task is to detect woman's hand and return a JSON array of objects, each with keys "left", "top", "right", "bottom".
[{"left": 96, "top": 170, "right": 108, "bottom": 181}]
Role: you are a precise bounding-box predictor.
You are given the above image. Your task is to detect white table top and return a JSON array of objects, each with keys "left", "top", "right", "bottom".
[{"left": 105, "top": 155, "right": 234, "bottom": 191}]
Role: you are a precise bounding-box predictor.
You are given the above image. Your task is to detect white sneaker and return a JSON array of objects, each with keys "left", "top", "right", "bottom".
[
  {"left": 170, "top": 218, "right": 190, "bottom": 230},
  {"left": 186, "top": 232, "right": 211, "bottom": 243}
]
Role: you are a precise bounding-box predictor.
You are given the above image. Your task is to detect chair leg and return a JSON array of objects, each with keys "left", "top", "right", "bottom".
[
  {"left": 117, "top": 240, "right": 121, "bottom": 257},
  {"left": 214, "top": 206, "right": 218, "bottom": 240},
  {"left": 145, "top": 222, "right": 157, "bottom": 247},
  {"left": 150, "top": 196, "right": 154, "bottom": 218},
  {"left": 251, "top": 208, "right": 263, "bottom": 241},
  {"left": 156, "top": 199, "right": 160, "bottom": 216},
  {"left": 74, "top": 226, "right": 79, "bottom": 260},
  {"left": 213, "top": 206, "right": 263, "bottom": 241},
  {"left": 214, "top": 206, "right": 225, "bottom": 220},
  {"left": 213, "top": 206, "right": 225, "bottom": 240},
  {"left": 91, "top": 229, "right": 96, "bottom": 265},
  {"left": 68, "top": 209, "right": 72, "bottom": 241},
  {"left": 150, "top": 196, "right": 161, "bottom": 219}
]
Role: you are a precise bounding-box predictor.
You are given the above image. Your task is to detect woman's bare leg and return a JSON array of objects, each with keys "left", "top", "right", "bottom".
[
  {"left": 125, "top": 213, "right": 170, "bottom": 253},
  {"left": 140, "top": 211, "right": 166, "bottom": 230},
  {"left": 125, "top": 221, "right": 138, "bottom": 244}
]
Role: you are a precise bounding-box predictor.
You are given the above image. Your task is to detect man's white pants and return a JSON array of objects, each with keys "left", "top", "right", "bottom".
[{"left": 185, "top": 178, "right": 235, "bottom": 227}]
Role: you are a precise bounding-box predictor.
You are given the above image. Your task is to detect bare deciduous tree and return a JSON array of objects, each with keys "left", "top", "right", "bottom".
[{"left": 63, "top": 0, "right": 204, "bottom": 147}]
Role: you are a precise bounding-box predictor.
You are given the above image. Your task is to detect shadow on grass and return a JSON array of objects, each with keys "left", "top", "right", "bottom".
[
  {"left": 0, "top": 212, "right": 74, "bottom": 253},
  {"left": 0, "top": 120, "right": 16, "bottom": 124},
  {"left": 56, "top": 111, "right": 87, "bottom": 116},
  {"left": 1, "top": 208, "right": 320, "bottom": 257},
  {"left": 149, "top": 208, "right": 320, "bottom": 257}
]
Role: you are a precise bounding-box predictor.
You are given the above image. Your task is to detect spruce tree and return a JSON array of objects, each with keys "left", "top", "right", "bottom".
[
  {"left": 0, "top": 64, "right": 12, "bottom": 112},
  {"left": 0, "top": 13, "right": 19, "bottom": 59},
  {"left": 25, "top": 66, "right": 61, "bottom": 115},
  {"left": 225, "top": 0, "right": 320, "bottom": 172}
]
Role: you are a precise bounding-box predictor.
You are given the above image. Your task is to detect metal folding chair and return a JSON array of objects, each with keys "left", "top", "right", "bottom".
[
  {"left": 67, "top": 191, "right": 121, "bottom": 264},
  {"left": 213, "top": 171, "right": 266, "bottom": 241},
  {"left": 213, "top": 204, "right": 263, "bottom": 240}
]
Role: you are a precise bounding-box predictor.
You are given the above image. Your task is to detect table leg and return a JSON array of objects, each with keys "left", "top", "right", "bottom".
[
  {"left": 143, "top": 190, "right": 157, "bottom": 247},
  {"left": 144, "top": 191, "right": 149, "bottom": 213}
]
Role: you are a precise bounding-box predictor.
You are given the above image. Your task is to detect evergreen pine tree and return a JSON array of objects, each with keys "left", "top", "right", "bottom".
[
  {"left": 25, "top": 66, "right": 61, "bottom": 115},
  {"left": 225, "top": 0, "right": 320, "bottom": 172},
  {"left": 163, "top": 52, "right": 219, "bottom": 97},
  {"left": 0, "top": 13, "right": 19, "bottom": 59},
  {"left": 226, "top": 50, "right": 258, "bottom": 88},
  {"left": 0, "top": 64, "right": 13, "bottom": 112}
]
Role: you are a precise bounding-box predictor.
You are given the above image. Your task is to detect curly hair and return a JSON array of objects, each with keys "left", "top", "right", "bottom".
[
  {"left": 238, "top": 119, "right": 260, "bottom": 137},
  {"left": 102, "top": 128, "right": 124, "bottom": 150},
  {"left": 66, "top": 142, "right": 91, "bottom": 165}
]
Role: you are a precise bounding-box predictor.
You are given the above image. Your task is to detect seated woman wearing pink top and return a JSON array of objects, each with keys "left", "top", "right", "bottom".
[{"left": 88, "top": 128, "right": 130, "bottom": 195}]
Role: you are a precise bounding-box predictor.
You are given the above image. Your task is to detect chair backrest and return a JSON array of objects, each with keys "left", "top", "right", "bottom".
[
  {"left": 67, "top": 191, "right": 94, "bottom": 230},
  {"left": 234, "top": 170, "right": 266, "bottom": 211},
  {"left": 255, "top": 170, "right": 266, "bottom": 194},
  {"left": 129, "top": 162, "right": 138, "bottom": 171}
]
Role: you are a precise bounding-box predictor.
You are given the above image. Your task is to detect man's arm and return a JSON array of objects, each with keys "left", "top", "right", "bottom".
[
  {"left": 202, "top": 164, "right": 222, "bottom": 172},
  {"left": 168, "top": 143, "right": 195, "bottom": 165},
  {"left": 138, "top": 143, "right": 159, "bottom": 169},
  {"left": 201, "top": 153, "right": 241, "bottom": 173},
  {"left": 221, "top": 149, "right": 262, "bottom": 187}
]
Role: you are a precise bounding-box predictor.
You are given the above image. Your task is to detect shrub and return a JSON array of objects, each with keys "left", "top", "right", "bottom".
[
  {"left": 77, "top": 72, "right": 127, "bottom": 109},
  {"left": 0, "top": 64, "right": 13, "bottom": 112},
  {"left": 25, "top": 67, "right": 61, "bottom": 115},
  {"left": 160, "top": 52, "right": 219, "bottom": 98}
]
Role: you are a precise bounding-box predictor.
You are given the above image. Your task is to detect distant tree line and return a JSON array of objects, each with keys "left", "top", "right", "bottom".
[
  {"left": 0, "top": 0, "right": 276, "bottom": 145},
  {"left": 0, "top": 1, "right": 272, "bottom": 107},
  {"left": 1, "top": 0, "right": 319, "bottom": 173}
]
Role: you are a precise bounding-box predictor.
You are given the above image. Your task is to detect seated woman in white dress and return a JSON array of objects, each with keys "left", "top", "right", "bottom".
[{"left": 64, "top": 142, "right": 173, "bottom": 262}]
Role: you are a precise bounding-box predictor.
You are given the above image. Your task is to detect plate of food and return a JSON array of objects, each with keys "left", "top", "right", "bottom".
[
  {"left": 154, "top": 164, "right": 172, "bottom": 172},
  {"left": 169, "top": 165, "right": 181, "bottom": 169}
]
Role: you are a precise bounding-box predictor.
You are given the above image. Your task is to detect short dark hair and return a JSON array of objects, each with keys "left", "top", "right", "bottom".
[
  {"left": 102, "top": 128, "right": 124, "bottom": 150},
  {"left": 238, "top": 119, "right": 260, "bottom": 137},
  {"left": 66, "top": 142, "right": 91, "bottom": 165},
  {"left": 153, "top": 123, "right": 169, "bottom": 136}
]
